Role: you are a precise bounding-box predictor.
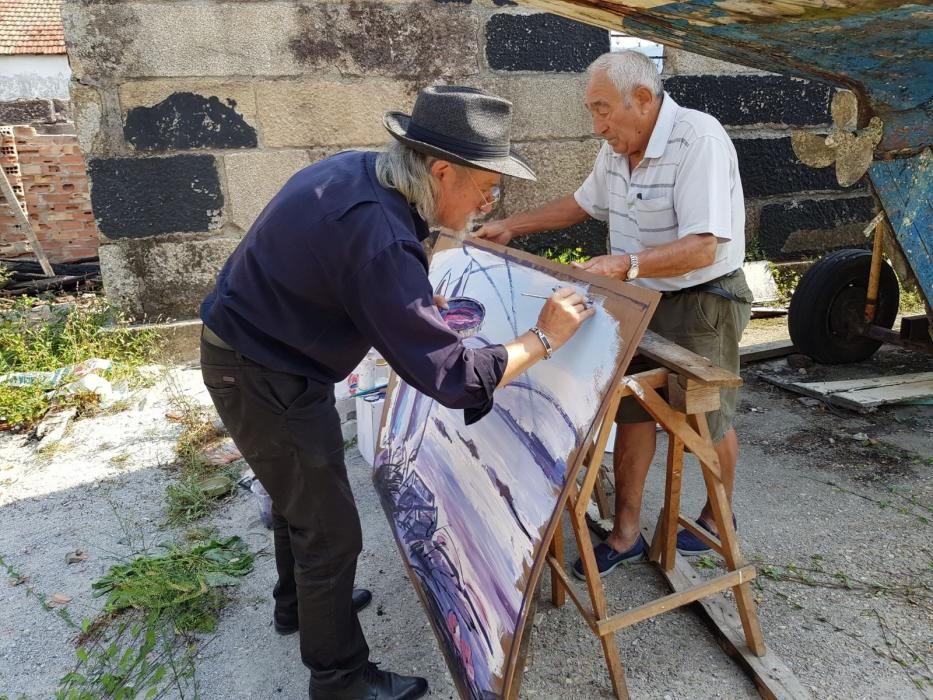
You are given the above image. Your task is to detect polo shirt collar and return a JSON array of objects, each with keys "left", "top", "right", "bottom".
[{"left": 644, "top": 92, "right": 680, "bottom": 160}]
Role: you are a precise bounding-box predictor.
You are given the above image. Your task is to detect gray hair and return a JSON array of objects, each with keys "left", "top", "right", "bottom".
[
  {"left": 375, "top": 141, "right": 439, "bottom": 225},
  {"left": 587, "top": 51, "right": 663, "bottom": 104}
]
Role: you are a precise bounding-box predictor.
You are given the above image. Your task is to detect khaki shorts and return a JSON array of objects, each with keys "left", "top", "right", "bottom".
[{"left": 617, "top": 269, "right": 753, "bottom": 443}]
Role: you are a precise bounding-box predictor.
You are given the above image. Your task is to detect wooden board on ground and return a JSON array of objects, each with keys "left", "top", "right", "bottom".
[
  {"left": 760, "top": 372, "right": 933, "bottom": 411},
  {"left": 740, "top": 340, "right": 795, "bottom": 365},
  {"left": 642, "top": 523, "right": 812, "bottom": 700}
]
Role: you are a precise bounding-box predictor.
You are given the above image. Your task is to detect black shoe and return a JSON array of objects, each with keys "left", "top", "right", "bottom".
[
  {"left": 309, "top": 662, "right": 428, "bottom": 700},
  {"left": 274, "top": 588, "right": 373, "bottom": 635}
]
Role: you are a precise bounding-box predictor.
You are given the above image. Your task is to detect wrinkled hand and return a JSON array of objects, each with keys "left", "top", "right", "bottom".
[
  {"left": 433, "top": 295, "right": 448, "bottom": 310},
  {"left": 535, "top": 287, "right": 596, "bottom": 352},
  {"left": 472, "top": 219, "right": 514, "bottom": 246},
  {"left": 572, "top": 254, "right": 631, "bottom": 280}
]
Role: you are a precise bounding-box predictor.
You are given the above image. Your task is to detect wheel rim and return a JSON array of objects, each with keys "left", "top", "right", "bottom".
[{"left": 826, "top": 283, "right": 867, "bottom": 340}]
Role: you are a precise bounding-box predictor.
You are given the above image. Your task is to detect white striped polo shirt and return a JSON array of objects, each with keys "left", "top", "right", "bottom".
[{"left": 574, "top": 93, "right": 745, "bottom": 292}]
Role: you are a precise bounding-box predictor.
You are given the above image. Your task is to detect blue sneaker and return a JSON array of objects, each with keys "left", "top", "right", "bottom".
[
  {"left": 676, "top": 515, "right": 737, "bottom": 556},
  {"left": 572, "top": 535, "right": 647, "bottom": 580}
]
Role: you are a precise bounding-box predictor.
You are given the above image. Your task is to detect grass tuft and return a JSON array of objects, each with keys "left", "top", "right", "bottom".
[{"left": 0, "top": 296, "right": 158, "bottom": 429}]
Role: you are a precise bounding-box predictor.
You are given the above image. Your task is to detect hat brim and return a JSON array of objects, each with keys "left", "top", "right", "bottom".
[{"left": 383, "top": 112, "right": 536, "bottom": 181}]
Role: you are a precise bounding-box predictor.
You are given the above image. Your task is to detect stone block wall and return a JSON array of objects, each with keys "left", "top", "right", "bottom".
[
  {"left": 62, "top": 1, "right": 874, "bottom": 320},
  {"left": 0, "top": 125, "right": 99, "bottom": 262}
]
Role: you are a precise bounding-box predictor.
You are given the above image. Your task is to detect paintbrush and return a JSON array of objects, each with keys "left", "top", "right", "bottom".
[{"left": 521, "top": 291, "right": 593, "bottom": 307}]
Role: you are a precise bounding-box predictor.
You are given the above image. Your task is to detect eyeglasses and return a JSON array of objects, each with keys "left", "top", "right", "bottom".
[{"left": 465, "top": 169, "right": 501, "bottom": 213}]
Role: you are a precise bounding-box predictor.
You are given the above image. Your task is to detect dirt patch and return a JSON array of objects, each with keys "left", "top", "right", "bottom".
[{"left": 772, "top": 425, "right": 926, "bottom": 484}]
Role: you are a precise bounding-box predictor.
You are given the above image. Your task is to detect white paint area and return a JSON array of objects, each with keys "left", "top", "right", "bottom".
[{"left": 0, "top": 55, "right": 71, "bottom": 100}]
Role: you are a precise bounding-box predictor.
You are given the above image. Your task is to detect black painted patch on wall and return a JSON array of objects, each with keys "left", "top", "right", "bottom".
[
  {"left": 511, "top": 219, "right": 609, "bottom": 259},
  {"left": 486, "top": 13, "right": 609, "bottom": 72},
  {"left": 88, "top": 155, "right": 223, "bottom": 237},
  {"left": 665, "top": 75, "right": 832, "bottom": 127},
  {"left": 124, "top": 93, "right": 257, "bottom": 151},
  {"left": 758, "top": 196, "right": 875, "bottom": 260},
  {"left": 734, "top": 137, "right": 859, "bottom": 198}
]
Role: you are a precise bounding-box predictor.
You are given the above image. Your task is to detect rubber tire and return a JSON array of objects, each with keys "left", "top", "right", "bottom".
[{"left": 789, "top": 249, "right": 899, "bottom": 364}]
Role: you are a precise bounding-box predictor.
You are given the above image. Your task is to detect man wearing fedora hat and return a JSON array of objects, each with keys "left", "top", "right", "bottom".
[{"left": 198, "top": 86, "right": 594, "bottom": 700}]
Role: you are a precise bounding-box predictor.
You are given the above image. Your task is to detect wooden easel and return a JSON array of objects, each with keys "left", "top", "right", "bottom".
[{"left": 544, "top": 330, "right": 809, "bottom": 699}]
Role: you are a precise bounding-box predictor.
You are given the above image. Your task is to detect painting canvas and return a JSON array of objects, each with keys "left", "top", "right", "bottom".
[{"left": 373, "top": 236, "right": 658, "bottom": 699}]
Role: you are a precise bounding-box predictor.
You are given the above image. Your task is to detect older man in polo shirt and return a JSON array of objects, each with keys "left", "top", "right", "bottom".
[
  {"left": 200, "top": 86, "right": 594, "bottom": 700},
  {"left": 475, "top": 51, "right": 754, "bottom": 578}
]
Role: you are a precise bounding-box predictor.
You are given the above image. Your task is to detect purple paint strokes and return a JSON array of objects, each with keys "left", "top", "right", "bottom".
[{"left": 441, "top": 297, "right": 486, "bottom": 336}]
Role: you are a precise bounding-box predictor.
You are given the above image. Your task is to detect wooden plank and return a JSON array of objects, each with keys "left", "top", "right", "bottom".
[
  {"left": 659, "top": 434, "right": 685, "bottom": 570},
  {"left": 545, "top": 555, "right": 597, "bottom": 631},
  {"left": 688, "top": 413, "right": 766, "bottom": 657},
  {"left": 566, "top": 481, "right": 629, "bottom": 699},
  {"left": 760, "top": 372, "right": 933, "bottom": 411},
  {"left": 668, "top": 374, "right": 721, "bottom": 414},
  {"left": 0, "top": 166, "right": 54, "bottom": 277},
  {"left": 641, "top": 520, "right": 811, "bottom": 700},
  {"left": 831, "top": 380, "right": 933, "bottom": 410},
  {"left": 638, "top": 330, "right": 743, "bottom": 388},
  {"left": 793, "top": 372, "right": 933, "bottom": 395},
  {"left": 575, "top": 386, "right": 624, "bottom": 522},
  {"left": 869, "top": 151, "right": 931, "bottom": 308},
  {"left": 677, "top": 514, "right": 722, "bottom": 555},
  {"left": 740, "top": 340, "right": 795, "bottom": 365},
  {"left": 597, "top": 566, "right": 757, "bottom": 635},
  {"left": 622, "top": 377, "right": 722, "bottom": 480},
  {"left": 548, "top": 527, "right": 566, "bottom": 608},
  {"left": 660, "top": 555, "right": 812, "bottom": 700}
]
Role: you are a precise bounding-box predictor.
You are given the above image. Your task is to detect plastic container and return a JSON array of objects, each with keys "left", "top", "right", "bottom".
[
  {"left": 440, "top": 297, "right": 486, "bottom": 337},
  {"left": 356, "top": 392, "right": 386, "bottom": 466}
]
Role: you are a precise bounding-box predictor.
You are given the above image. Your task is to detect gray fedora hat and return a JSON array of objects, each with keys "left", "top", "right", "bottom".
[{"left": 384, "top": 86, "right": 536, "bottom": 181}]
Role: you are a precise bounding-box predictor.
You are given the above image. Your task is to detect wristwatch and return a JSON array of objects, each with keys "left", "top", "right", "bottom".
[{"left": 626, "top": 254, "right": 640, "bottom": 281}]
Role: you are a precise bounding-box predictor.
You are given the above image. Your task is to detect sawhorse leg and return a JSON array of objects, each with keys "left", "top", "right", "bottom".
[{"left": 545, "top": 368, "right": 775, "bottom": 700}]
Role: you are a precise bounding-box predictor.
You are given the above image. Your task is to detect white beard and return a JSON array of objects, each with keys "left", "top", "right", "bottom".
[{"left": 436, "top": 211, "right": 483, "bottom": 242}]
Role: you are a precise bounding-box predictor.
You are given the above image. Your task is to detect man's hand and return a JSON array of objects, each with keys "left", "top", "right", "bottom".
[
  {"left": 472, "top": 219, "right": 514, "bottom": 246},
  {"left": 433, "top": 295, "right": 448, "bottom": 310},
  {"left": 572, "top": 255, "right": 631, "bottom": 280},
  {"left": 536, "top": 287, "right": 596, "bottom": 351}
]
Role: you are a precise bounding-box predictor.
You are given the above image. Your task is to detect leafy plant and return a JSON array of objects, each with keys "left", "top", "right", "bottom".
[
  {"left": 163, "top": 393, "right": 235, "bottom": 526},
  {"left": 57, "top": 536, "right": 254, "bottom": 699},
  {"left": 542, "top": 246, "right": 590, "bottom": 265},
  {"left": 0, "top": 297, "right": 158, "bottom": 429},
  {"left": 91, "top": 536, "right": 254, "bottom": 632}
]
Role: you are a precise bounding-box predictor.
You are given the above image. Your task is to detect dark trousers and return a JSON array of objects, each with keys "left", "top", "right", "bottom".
[{"left": 200, "top": 338, "right": 369, "bottom": 692}]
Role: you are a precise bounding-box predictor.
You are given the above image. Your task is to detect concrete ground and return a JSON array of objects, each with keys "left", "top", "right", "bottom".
[{"left": 1, "top": 325, "right": 931, "bottom": 699}]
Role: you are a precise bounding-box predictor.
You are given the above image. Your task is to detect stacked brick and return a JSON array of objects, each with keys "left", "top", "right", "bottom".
[{"left": 0, "top": 126, "right": 98, "bottom": 261}]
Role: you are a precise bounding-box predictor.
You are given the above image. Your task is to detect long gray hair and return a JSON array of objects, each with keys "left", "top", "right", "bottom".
[
  {"left": 588, "top": 50, "right": 663, "bottom": 105},
  {"left": 375, "top": 141, "right": 439, "bottom": 224}
]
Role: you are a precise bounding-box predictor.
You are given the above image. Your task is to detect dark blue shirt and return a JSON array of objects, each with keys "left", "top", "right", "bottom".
[{"left": 200, "top": 150, "right": 507, "bottom": 422}]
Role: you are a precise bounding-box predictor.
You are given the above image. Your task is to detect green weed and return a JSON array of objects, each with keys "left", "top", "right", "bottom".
[
  {"left": 542, "top": 246, "right": 590, "bottom": 265},
  {"left": 163, "top": 393, "right": 235, "bottom": 526},
  {"left": 56, "top": 537, "right": 253, "bottom": 699},
  {"left": 0, "top": 297, "right": 158, "bottom": 429}
]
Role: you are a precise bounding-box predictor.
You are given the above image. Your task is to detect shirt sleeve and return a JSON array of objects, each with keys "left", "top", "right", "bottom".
[
  {"left": 342, "top": 241, "right": 508, "bottom": 424},
  {"left": 574, "top": 142, "right": 611, "bottom": 222},
  {"left": 673, "top": 135, "right": 735, "bottom": 242}
]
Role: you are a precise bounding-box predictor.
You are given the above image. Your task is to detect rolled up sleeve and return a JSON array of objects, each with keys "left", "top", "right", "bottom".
[{"left": 343, "top": 241, "right": 507, "bottom": 423}]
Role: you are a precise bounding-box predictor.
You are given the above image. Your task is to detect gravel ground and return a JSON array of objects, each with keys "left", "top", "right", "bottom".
[{"left": 1, "top": 335, "right": 931, "bottom": 700}]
